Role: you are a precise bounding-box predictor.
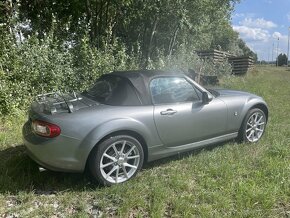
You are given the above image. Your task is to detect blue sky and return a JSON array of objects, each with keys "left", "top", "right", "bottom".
[{"left": 231, "top": 0, "right": 290, "bottom": 60}]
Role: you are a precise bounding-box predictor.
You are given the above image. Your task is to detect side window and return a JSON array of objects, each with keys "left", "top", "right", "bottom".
[{"left": 150, "top": 77, "right": 201, "bottom": 104}]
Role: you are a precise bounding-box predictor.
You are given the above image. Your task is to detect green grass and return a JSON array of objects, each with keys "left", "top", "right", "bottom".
[{"left": 1, "top": 66, "right": 290, "bottom": 217}]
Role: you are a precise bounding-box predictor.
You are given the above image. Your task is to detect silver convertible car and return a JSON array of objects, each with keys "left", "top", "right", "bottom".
[{"left": 23, "top": 70, "right": 268, "bottom": 185}]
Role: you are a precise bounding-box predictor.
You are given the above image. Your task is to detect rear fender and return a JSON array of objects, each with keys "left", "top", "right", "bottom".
[{"left": 76, "top": 118, "right": 154, "bottom": 170}]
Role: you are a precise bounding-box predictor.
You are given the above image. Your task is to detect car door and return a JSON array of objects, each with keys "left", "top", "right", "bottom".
[{"left": 150, "top": 76, "right": 227, "bottom": 147}]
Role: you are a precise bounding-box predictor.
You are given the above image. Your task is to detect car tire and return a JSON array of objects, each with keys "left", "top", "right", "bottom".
[
  {"left": 88, "top": 135, "right": 144, "bottom": 186},
  {"left": 238, "top": 108, "right": 267, "bottom": 143}
]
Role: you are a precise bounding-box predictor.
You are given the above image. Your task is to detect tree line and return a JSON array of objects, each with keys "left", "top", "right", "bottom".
[
  {"left": 0, "top": 0, "right": 257, "bottom": 115},
  {"left": 1, "top": 0, "right": 256, "bottom": 65}
]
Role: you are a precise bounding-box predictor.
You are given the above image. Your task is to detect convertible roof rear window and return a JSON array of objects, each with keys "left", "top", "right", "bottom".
[{"left": 83, "top": 76, "right": 141, "bottom": 106}]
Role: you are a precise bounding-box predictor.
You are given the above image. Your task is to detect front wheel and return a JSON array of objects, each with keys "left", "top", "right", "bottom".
[
  {"left": 239, "top": 108, "right": 267, "bottom": 143},
  {"left": 88, "top": 135, "right": 144, "bottom": 185}
]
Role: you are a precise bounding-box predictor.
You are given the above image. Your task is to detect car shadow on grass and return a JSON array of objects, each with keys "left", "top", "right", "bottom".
[
  {"left": 0, "top": 141, "right": 232, "bottom": 193},
  {"left": 0, "top": 145, "right": 98, "bottom": 194}
]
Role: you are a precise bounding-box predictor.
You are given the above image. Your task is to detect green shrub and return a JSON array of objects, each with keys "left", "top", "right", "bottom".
[
  {"left": 150, "top": 44, "right": 232, "bottom": 76},
  {"left": 0, "top": 33, "right": 232, "bottom": 116},
  {"left": 0, "top": 33, "right": 135, "bottom": 115}
]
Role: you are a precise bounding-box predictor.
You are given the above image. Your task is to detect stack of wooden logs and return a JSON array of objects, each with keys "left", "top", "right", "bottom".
[
  {"left": 196, "top": 50, "right": 232, "bottom": 64},
  {"left": 196, "top": 50, "right": 254, "bottom": 75},
  {"left": 228, "top": 56, "right": 254, "bottom": 75}
]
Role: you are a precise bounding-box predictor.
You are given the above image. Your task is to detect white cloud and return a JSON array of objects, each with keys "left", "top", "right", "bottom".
[
  {"left": 231, "top": 13, "right": 290, "bottom": 60},
  {"left": 233, "top": 25, "right": 271, "bottom": 42},
  {"left": 232, "top": 16, "right": 289, "bottom": 60},
  {"left": 233, "top": 13, "right": 245, "bottom": 18},
  {"left": 240, "top": 18, "right": 277, "bottom": 29}
]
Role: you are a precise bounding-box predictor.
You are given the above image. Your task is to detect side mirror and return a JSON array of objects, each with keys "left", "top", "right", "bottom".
[{"left": 202, "top": 92, "right": 213, "bottom": 104}]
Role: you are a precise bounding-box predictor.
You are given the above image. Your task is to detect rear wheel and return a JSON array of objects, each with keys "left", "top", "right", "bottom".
[
  {"left": 239, "top": 108, "right": 266, "bottom": 143},
  {"left": 89, "top": 135, "right": 144, "bottom": 185}
]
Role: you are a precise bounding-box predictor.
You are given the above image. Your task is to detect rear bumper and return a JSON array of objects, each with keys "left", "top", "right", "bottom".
[{"left": 22, "top": 121, "right": 85, "bottom": 172}]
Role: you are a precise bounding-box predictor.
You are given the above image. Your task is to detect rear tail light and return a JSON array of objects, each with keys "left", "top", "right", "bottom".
[{"left": 32, "top": 120, "right": 61, "bottom": 138}]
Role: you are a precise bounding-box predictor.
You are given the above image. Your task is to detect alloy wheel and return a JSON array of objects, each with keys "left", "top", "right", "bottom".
[
  {"left": 100, "top": 140, "right": 141, "bottom": 183},
  {"left": 245, "top": 111, "right": 266, "bottom": 142}
]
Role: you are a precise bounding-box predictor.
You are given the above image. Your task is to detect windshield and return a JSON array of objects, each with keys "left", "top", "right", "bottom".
[{"left": 83, "top": 76, "right": 141, "bottom": 106}]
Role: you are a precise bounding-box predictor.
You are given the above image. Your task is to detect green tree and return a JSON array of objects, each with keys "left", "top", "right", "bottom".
[
  {"left": 2, "top": 0, "right": 251, "bottom": 115},
  {"left": 16, "top": 0, "right": 245, "bottom": 66},
  {"left": 277, "top": 53, "right": 287, "bottom": 66}
]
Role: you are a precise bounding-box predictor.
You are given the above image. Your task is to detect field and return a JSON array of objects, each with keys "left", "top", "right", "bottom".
[{"left": 0, "top": 66, "right": 289, "bottom": 217}]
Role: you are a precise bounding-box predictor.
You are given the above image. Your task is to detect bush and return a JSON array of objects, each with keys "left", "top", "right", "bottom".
[
  {"left": 0, "top": 33, "right": 134, "bottom": 115},
  {"left": 149, "top": 44, "right": 232, "bottom": 77},
  {"left": 0, "top": 34, "right": 232, "bottom": 116}
]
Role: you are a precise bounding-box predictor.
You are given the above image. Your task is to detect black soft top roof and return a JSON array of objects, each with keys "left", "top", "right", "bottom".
[{"left": 101, "top": 70, "right": 185, "bottom": 105}]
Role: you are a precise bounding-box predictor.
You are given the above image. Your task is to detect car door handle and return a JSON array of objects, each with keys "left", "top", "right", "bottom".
[{"left": 160, "top": 109, "right": 177, "bottom": 115}]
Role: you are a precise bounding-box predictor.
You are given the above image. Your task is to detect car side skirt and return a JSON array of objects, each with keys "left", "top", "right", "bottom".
[{"left": 147, "top": 132, "right": 238, "bottom": 162}]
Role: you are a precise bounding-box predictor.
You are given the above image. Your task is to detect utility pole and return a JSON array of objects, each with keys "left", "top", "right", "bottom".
[
  {"left": 268, "top": 47, "right": 270, "bottom": 63},
  {"left": 287, "top": 27, "right": 290, "bottom": 67},
  {"left": 276, "top": 37, "right": 279, "bottom": 67},
  {"left": 272, "top": 42, "right": 275, "bottom": 65}
]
